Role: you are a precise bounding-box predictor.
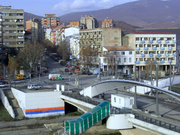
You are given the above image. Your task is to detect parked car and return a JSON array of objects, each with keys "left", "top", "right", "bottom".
[
  {"left": 0, "top": 82, "right": 5, "bottom": 87},
  {"left": 27, "top": 84, "right": 41, "bottom": 90},
  {"left": 65, "top": 68, "right": 69, "bottom": 72},
  {"left": 11, "top": 79, "right": 25, "bottom": 83},
  {"left": 0, "top": 80, "right": 8, "bottom": 84}
]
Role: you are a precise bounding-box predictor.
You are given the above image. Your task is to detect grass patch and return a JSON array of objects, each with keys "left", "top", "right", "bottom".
[
  {"left": 172, "top": 86, "right": 180, "bottom": 93},
  {"left": 0, "top": 100, "right": 14, "bottom": 121},
  {"left": 66, "top": 111, "right": 84, "bottom": 116}
]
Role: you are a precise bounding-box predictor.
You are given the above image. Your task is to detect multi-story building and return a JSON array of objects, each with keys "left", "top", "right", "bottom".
[
  {"left": 26, "top": 18, "right": 44, "bottom": 42},
  {"left": 79, "top": 28, "right": 122, "bottom": 56},
  {"left": 80, "top": 15, "right": 98, "bottom": 29},
  {"left": 125, "top": 32, "right": 176, "bottom": 73},
  {"left": 69, "top": 21, "right": 80, "bottom": 28},
  {"left": 102, "top": 18, "right": 114, "bottom": 28},
  {"left": 102, "top": 46, "right": 134, "bottom": 75},
  {"left": 0, "top": 5, "right": 25, "bottom": 51},
  {"left": 41, "top": 14, "right": 60, "bottom": 28}
]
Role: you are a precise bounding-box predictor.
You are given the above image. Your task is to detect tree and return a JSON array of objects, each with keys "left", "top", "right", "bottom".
[
  {"left": 78, "top": 45, "right": 98, "bottom": 68},
  {"left": 41, "top": 39, "right": 57, "bottom": 53},
  {"left": 17, "top": 40, "right": 44, "bottom": 70},
  {"left": 8, "top": 54, "right": 19, "bottom": 77},
  {"left": 57, "top": 41, "right": 70, "bottom": 61}
]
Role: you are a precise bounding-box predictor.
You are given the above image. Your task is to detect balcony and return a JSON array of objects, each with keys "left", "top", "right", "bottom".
[
  {"left": 160, "top": 47, "right": 164, "bottom": 50},
  {"left": 144, "top": 61, "right": 147, "bottom": 64},
  {"left": 152, "top": 47, "right": 156, "bottom": 50},
  {"left": 141, "top": 54, "right": 145, "bottom": 57},
  {"left": 144, "top": 47, "right": 148, "bottom": 50},
  {"left": 165, "top": 40, "right": 169, "bottom": 43},
  {"left": 161, "top": 60, "right": 164, "bottom": 63},
  {"left": 157, "top": 40, "right": 161, "bottom": 43},
  {"left": 173, "top": 53, "right": 176, "bottom": 56},
  {"left": 149, "top": 54, "right": 153, "bottom": 57},
  {"left": 165, "top": 54, "right": 169, "bottom": 57},
  {"left": 136, "top": 61, "right": 140, "bottom": 64},
  {"left": 149, "top": 40, "right": 153, "bottom": 43},
  {"left": 141, "top": 41, "right": 145, "bottom": 43},
  {"left": 168, "top": 47, "right": 172, "bottom": 50},
  {"left": 157, "top": 54, "right": 161, "bottom": 57},
  {"left": 136, "top": 47, "right": 140, "bottom": 50}
]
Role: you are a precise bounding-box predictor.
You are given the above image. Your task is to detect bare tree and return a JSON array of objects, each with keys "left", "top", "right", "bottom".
[
  {"left": 41, "top": 39, "right": 57, "bottom": 53},
  {"left": 17, "top": 40, "right": 44, "bottom": 69},
  {"left": 8, "top": 54, "right": 19, "bottom": 77},
  {"left": 57, "top": 41, "right": 70, "bottom": 61},
  {"left": 78, "top": 45, "right": 98, "bottom": 68}
]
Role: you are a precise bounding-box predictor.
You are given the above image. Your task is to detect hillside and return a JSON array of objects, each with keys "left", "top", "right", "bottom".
[{"left": 59, "top": 0, "right": 180, "bottom": 28}]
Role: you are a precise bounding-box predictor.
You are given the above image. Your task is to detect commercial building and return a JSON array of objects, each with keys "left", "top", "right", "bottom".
[
  {"left": 102, "top": 18, "right": 114, "bottom": 28},
  {"left": 80, "top": 15, "right": 98, "bottom": 29},
  {"left": 125, "top": 32, "right": 176, "bottom": 73},
  {"left": 79, "top": 28, "right": 122, "bottom": 56},
  {"left": 0, "top": 5, "right": 25, "bottom": 50},
  {"left": 26, "top": 18, "right": 44, "bottom": 42},
  {"left": 41, "top": 14, "right": 60, "bottom": 28}
]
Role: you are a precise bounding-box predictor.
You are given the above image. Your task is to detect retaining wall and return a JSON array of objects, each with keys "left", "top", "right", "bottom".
[{"left": 0, "top": 89, "right": 15, "bottom": 118}]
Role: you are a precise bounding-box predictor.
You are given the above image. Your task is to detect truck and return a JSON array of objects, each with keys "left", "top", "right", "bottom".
[{"left": 49, "top": 74, "right": 64, "bottom": 80}]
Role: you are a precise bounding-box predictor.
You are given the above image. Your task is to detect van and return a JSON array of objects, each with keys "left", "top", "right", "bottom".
[{"left": 16, "top": 74, "right": 24, "bottom": 80}]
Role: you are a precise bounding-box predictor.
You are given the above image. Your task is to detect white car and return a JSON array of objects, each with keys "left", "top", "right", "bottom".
[{"left": 27, "top": 84, "right": 41, "bottom": 90}]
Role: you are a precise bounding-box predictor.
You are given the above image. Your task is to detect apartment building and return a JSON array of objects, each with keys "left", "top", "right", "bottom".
[
  {"left": 80, "top": 15, "right": 98, "bottom": 29},
  {"left": 102, "top": 18, "right": 114, "bottom": 28},
  {"left": 41, "top": 14, "right": 60, "bottom": 28},
  {"left": 79, "top": 28, "right": 122, "bottom": 56},
  {"left": 126, "top": 32, "right": 176, "bottom": 73},
  {"left": 26, "top": 18, "right": 44, "bottom": 42},
  {"left": 102, "top": 46, "right": 134, "bottom": 75},
  {"left": 0, "top": 5, "right": 25, "bottom": 50}
]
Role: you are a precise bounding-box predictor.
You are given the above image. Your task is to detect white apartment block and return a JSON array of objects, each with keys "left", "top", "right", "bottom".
[
  {"left": 69, "top": 35, "right": 79, "bottom": 59},
  {"left": 102, "top": 46, "right": 134, "bottom": 75},
  {"left": 126, "top": 32, "right": 176, "bottom": 72}
]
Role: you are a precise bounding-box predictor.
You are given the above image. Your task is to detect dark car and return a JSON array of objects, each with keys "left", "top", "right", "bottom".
[
  {"left": 65, "top": 68, "right": 69, "bottom": 72},
  {"left": 0, "top": 80, "right": 8, "bottom": 84}
]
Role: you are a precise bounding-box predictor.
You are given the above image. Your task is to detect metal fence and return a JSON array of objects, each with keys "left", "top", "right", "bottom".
[
  {"left": 62, "top": 92, "right": 100, "bottom": 105},
  {"left": 133, "top": 112, "right": 180, "bottom": 133}
]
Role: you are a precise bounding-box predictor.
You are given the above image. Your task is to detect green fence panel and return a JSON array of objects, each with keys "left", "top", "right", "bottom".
[
  {"left": 84, "top": 118, "right": 88, "bottom": 131},
  {"left": 70, "top": 123, "right": 75, "bottom": 135},
  {"left": 107, "top": 104, "right": 110, "bottom": 115},
  {"left": 93, "top": 113, "right": 97, "bottom": 124},
  {"left": 98, "top": 109, "right": 102, "bottom": 121},
  {"left": 65, "top": 122, "right": 69, "bottom": 133},
  {"left": 88, "top": 115, "right": 93, "bottom": 128},
  {"left": 75, "top": 122, "right": 80, "bottom": 134},
  {"left": 102, "top": 107, "right": 106, "bottom": 118}
]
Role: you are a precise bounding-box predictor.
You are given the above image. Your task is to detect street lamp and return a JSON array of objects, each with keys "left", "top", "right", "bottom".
[
  {"left": 169, "top": 59, "right": 172, "bottom": 91},
  {"left": 0, "top": 12, "right": 4, "bottom": 78},
  {"left": 29, "top": 62, "right": 32, "bottom": 83}
]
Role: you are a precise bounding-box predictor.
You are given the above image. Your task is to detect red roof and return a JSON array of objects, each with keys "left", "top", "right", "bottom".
[{"left": 133, "top": 32, "right": 175, "bottom": 34}]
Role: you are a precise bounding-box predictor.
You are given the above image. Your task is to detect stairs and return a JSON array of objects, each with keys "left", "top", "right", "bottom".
[{"left": 3, "top": 89, "right": 24, "bottom": 120}]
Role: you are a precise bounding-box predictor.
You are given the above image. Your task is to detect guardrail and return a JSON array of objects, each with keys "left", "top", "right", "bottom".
[
  {"left": 133, "top": 112, "right": 180, "bottom": 133},
  {"left": 62, "top": 92, "right": 100, "bottom": 105}
]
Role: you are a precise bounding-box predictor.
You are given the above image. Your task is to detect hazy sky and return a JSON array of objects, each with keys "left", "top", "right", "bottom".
[{"left": 1, "top": 0, "right": 138, "bottom": 16}]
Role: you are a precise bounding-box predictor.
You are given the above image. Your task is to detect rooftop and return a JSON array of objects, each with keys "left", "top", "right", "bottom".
[
  {"left": 132, "top": 32, "right": 175, "bottom": 34},
  {"left": 104, "top": 46, "right": 133, "bottom": 51}
]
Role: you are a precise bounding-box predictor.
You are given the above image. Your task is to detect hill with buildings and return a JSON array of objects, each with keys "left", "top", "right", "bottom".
[{"left": 59, "top": 0, "right": 180, "bottom": 28}]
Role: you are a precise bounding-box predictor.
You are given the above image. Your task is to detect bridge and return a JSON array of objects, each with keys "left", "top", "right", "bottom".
[{"left": 59, "top": 79, "right": 180, "bottom": 135}]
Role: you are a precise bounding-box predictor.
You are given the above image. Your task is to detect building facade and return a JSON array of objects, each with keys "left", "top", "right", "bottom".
[
  {"left": 126, "top": 32, "right": 176, "bottom": 73},
  {"left": 102, "top": 18, "right": 114, "bottom": 28},
  {"left": 80, "top": 15, "right": 98, "bottom": 29},
  {"left": 26, "top": 18, "right": 44, "bottom": 42},
  {"left": 41, "top": 14, "right": 60, "bottom": 28},
  {"left": 0, "top": 5, "right": 25, "bottom": 50},
  {"left": 79, "top": 28, "right": 122, "bottom": 56}
]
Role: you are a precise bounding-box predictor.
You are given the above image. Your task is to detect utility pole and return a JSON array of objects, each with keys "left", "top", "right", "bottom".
[
  {"left": 170, "top": 61, "right": 172, "bottom": 91},
  {"left": 0, "top": 13, "right": 4, "bottom": 78},
  {"left": 155, "top": 63, "right": 159, "bottom": 116},
  {"left": 99, "top": 57, "right": 101, "bottom": 82}
]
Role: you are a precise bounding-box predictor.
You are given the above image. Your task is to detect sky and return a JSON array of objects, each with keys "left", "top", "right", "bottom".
[{"left": 1, "top": 0, "right": 137, "bottom": 17}]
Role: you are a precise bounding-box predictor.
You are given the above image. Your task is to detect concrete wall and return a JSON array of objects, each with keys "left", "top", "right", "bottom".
[
  {"left": 0, "top": 89, "right": 15, "bottom": 118},
  {"left": 11, "top": 88, "right": 65, "bottom": 118}
]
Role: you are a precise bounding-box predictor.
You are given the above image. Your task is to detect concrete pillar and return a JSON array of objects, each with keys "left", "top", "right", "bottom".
[
  {"left": 173, "top": 65, "right": 175, "bottom": 75},
  {"left": 165, "top": 65, "right": 167, "bottom": 72},
  {"left": 141, "top": 66, "right": 143, "bottom": 71}
]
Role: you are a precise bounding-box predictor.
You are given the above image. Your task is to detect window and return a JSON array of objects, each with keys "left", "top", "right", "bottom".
[
  {"left": 119, "top": 58, "right": 121, "bottom": 63},
  {"left": 129, "top": 58, "right": 132, "bottom": 62},
  {"left": 114, "top": 97, "right": 116, "bottom": 102},
  {"left": 114, "top": 37, "right": 119, "bottom": 40},
  {"left": 122, "top": 52, "right": 125, "bottom": 55},
  {"left": 129, "top": 51, "right": 132, "bottom": 55},
  {"left": 124, "top": 58, "right": 126, "bottom": 62}
]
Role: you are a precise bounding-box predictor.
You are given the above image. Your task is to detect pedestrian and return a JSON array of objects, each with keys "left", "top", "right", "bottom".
[{"left": 51, "top": 68, "right": 52, "bottom": 71}]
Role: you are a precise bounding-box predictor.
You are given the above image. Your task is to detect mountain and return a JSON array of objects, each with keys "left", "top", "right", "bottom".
[
  {"left": 59, "top": 0, "right": 180, "bottom": 28},
  {"left": 24, "top": 12, "right": 43, "bottom": 22}
]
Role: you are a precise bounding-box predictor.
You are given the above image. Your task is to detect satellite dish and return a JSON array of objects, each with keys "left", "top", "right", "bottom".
[
  {"left": 142, "top": 38, "right": 144, "bottom": 41},
  {"left": 164, "top": 38, "right": 167, "bottom": 40},
  {"left": 150, "top": 37, "right": 153, "bottom": 40}
]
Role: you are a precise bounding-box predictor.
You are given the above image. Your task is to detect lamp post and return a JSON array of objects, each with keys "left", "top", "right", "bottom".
[
  {"left": 0, "top": 12, "right": 4, "bottom": 78},
  {"left": 29, "top": 62, "right": 32, "bottom": 83},
  {"left": 170, "top": 59, "right": 172, "bottom": 91}
]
